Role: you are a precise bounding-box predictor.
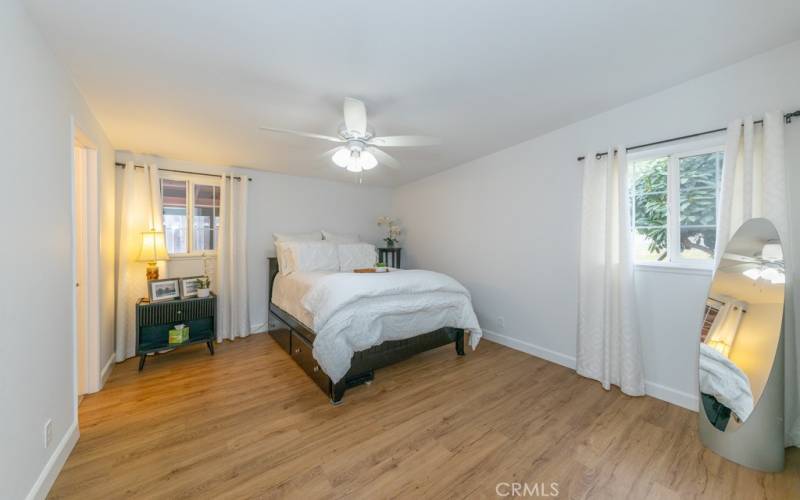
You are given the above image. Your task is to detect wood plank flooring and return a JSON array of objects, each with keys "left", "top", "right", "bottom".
[{"left": 49, "top": 334, "right": 799, "bottom": 499}]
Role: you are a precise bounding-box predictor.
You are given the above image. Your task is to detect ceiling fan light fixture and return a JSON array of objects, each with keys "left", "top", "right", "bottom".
[
  {"left": 332, "top": 148, "right": 350, "bottom": 168},
  {"left": 762, "top": 242, "right": 783, "bottom": 262},
  {"left": 358, "top": 150, "right": 378, "bottom": 170},
  {"left": 742, "top": 268, "right": 762, "bottom": 280},
  {"left": 742, "top": 265, "right": 785, "bottom": 284},
  {"left": 760, "top": 267, "right": 782, "bottom": 283},
  {"left": 770, "top": 273, "right": 786, "bottom": 285}
]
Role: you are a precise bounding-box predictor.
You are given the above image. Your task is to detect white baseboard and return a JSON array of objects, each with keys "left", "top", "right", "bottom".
[
  {"left": 481, "top": 329, "right": 577, "bottom": 370},
  {"left": 644, "top": 380, "right": 699, "bottom": 411},
  {"left": 26, "top": 420, "right": 79, "bottom": 500},
  {"left": 100, "top": 352, "right": 115, "bottom": 388},
  {"left": 481, "top": 329, "right": 699, "bottom": 412},
  {"left": 250, "top": 322, "right": 269, "bottom": 334}
]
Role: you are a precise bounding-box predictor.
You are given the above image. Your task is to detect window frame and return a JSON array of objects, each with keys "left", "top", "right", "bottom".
[
  {"left": 159, "top": 171, "right": 221, "bottom": 257},
  {"left": 628, "top": 138, "right": 724, "bottom": 271}
]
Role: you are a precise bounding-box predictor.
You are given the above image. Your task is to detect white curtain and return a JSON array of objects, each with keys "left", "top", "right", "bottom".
[
  {"left": 577, "top": 147, "right": 645, "bottom": 396},
  {"left": 705, "top": 300, "right": 746, "bottom": 358},
  {"left": 216, "top": 174, "right": 250, "bottom": 341},
  {"left": 715, "top": 112, "right": 798, "bottom": 446},
  {"left": 115, "top": 163, "right": 165, "bottom": 361}
]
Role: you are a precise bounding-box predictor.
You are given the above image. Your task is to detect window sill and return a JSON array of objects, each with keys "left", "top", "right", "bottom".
[
  {"left": 634, "top": 262, "right": 713, "bottom": 277},
  {"left": 168, "top": 253, "right": 216, "bottom": 261}
]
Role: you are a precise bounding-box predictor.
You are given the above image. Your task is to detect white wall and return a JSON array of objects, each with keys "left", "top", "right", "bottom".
[
  {"left": 730, "top": 302, "right": 784, "bottom": 404},
  {"left": 392, "top": 40, "right": 800, "bottom": 410},
  {"left": 115, "top": 152, "right": 392, "bottom": 332},
  {"left": 0, "top": 1, "right": 115, "bottom": 499}
]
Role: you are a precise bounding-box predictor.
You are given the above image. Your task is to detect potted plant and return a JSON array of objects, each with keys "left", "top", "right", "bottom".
[
  {"left": 196, "top": 253, "right": 211, "bottom": 298},
  {"left": 377, "top": 216, "right": 402, "bottom": 248},
  {"left": 375, "top": 261, "right": 388, "bottom": 273},
  {"left": 196, "top": 276, "right": 211, "bottom": 298}
]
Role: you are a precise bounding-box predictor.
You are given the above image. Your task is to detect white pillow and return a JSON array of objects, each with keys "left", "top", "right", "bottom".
[
  {"left": 273, "top": 231, "right": 322, "bottom": 243},
  {"left": 274, "top": 241, "right": 292, "bottom": 275},
  {"left": 322, "top": 230, "right": 360, "bottom": 243},
  {"left": 280, "top": 241, "right": 340, "bottom": 275},
  {"left": 274, "top": 232, "right": 322, "bottom": 274},
  {"left": 338, "top": 243, "right": 377, "bottom": 272}
]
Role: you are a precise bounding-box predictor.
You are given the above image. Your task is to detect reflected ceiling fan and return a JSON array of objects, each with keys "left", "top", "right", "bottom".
[
  {"left": 721, "top": 241, "right": 785, "bottom": 284},
  {"left": 260, "top": 97, "right": 440, "bottom": 173}
]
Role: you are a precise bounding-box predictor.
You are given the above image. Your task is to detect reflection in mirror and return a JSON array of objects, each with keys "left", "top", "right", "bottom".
[{"left": 698, "top": 218, "right": 784, "bottom": 432}]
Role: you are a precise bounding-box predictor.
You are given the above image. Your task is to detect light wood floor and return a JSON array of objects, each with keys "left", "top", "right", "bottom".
[{"left": 50, "top": 334, "right": 798, "bottom": 499}]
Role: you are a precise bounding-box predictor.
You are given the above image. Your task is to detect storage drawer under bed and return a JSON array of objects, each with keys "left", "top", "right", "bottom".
[
  {"left": 270, "top": 327, "right": 291, "bottom": 353},
  {"left": 290, "top": 331, "right": 330, "bottom": 392},
  {"left": 267, "top": 292, "right": 464, "bottom": 404}
]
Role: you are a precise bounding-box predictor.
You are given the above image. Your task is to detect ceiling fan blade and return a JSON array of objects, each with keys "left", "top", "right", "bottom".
[
  {"left": 368, "top": 135, "right": 441, "bottom": 147},
  {"left": 318, "top": 146, "right": 344, "bottom": 160},
  {"left": 722, "top": 252, "right": 761, "bottom": 264},
  {"left": 259, "top": 126, "right": 343, "bottom": 143},
  {"left": 367, "top": 147, "right": 400, "bottom": 169},
  {"left": 343, "top": 97, "right": 367, "bottom": 137}
]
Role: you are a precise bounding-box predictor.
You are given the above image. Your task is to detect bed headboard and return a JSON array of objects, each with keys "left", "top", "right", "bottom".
[{"left": 268, "top": 257, "right": 279, "bottom": 303}]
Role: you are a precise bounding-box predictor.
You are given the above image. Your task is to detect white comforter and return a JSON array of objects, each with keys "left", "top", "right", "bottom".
[
  {"left": 301, "top": 269, "right": 482, "bottom": 383},
  {"left": 699, "top": 343, "right": 754, "bottom": 421}
]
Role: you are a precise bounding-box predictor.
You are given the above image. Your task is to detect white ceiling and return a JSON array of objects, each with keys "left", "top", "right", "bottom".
[{"left": 25, "top": 0, "right": 800, "bottom": 186}]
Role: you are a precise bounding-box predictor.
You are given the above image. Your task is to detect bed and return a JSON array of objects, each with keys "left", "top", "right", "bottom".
[{"left": 267, "top": 255, "right": 481, "bottom": 404}]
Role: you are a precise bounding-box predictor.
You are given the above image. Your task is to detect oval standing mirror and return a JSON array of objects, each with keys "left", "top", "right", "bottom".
[{"left": 698, "top": 218, "right": 784, "bottom": 433}]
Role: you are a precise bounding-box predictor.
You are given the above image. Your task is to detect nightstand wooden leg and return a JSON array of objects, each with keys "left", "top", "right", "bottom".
[
  {"left": 207, "top": 341, "right": 215, "bottom": 355},
  {"left": 138, "top": 355, "right": 146, "bottom": 371}
]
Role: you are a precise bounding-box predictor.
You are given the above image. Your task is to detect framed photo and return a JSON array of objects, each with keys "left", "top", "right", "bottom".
[
  {"left": 147, "top": 278, "right": 180, "bottom": 302},
  {"left": 179, "top": 275, "right": 203, "bottom": 299}
]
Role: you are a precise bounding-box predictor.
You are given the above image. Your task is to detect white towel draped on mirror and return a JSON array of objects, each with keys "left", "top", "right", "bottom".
[
  {"left": 216, "top": 173, "right": 250, "bottom": 341},
  {"left": 577, "top": 147, "right": 645, "bottom": 396},
  {"left": 114, "top": 163, "right": 165, "bottom": 361},
  {"left": 716, "top": 112, "right": 798, "bottom": 447}
]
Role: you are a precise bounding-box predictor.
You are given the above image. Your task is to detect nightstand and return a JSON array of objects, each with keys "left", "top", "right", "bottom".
[
  {"left": 135, "top": 294, "right": 216, "bottom": 370},
  {"left": 378, "top": 247, "right": 402, "bottom": 268}
]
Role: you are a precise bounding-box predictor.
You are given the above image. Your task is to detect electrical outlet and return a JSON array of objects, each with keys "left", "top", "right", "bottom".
[
  {"left": 497, "top": 316, "right": 505, "bottom": 332},
  {"left": 44, "top": 419, "right": 53, "bottom": 448}
]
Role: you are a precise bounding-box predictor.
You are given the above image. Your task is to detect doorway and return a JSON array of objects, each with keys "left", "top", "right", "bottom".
[{"left": 72, "top": 125, "right": 101, "bottom": 397}]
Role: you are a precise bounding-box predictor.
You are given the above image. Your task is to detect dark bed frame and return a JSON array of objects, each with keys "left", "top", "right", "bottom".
[{"left": 267, "top": 257, "right": 466, "bottom": 405}]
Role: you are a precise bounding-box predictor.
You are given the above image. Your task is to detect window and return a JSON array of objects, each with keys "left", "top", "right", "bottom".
[
  {"left": 700, "top": 297, "right": 725, "bottom": 344},
  {"left": 160, "top": 175, "right": 220, "bottom": 255},
  {"left": 629, "top": 145, "right": 723, "bottom": 266}
]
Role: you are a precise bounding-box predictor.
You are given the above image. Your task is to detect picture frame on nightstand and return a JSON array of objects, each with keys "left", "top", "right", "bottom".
[
  {"left": 147, "top": 278, "right": 180, "bottom": 302},
  {"left": 179, "top": 275, "right": 203, "bottom": 299}
]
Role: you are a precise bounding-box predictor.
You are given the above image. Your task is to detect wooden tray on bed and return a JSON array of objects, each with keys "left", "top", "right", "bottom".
[{"left": 353, "top": 268, "right": 391, "bottom": 273}]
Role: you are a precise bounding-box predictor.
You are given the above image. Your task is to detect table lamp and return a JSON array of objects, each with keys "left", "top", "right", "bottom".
[{"left": 137, "top": 229, "right": 169, "bottom": 280}]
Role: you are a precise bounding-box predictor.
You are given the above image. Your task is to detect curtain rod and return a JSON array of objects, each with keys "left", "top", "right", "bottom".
[
  {"left": 577, "top": 110, "right": 800, "bottom": 161},
  {"left": 114, "top": 162, "right": 252, "bottom": 181}
]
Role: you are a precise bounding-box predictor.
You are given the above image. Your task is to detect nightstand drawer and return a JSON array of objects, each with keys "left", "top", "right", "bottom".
[{"left": 137, "top": 297, "right": 215, "bottom": 326}]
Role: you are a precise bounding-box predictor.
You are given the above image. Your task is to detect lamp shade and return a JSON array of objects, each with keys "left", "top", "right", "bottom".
[{"left": 137, "top": 230, "right": 170, "bottom": 262}]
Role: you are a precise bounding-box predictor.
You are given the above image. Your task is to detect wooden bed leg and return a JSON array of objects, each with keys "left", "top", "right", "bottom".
[
  {"left": 330, "top": 382, "right": 346, "bottom": 406},
  {"left": 455, "top": 329, "right": 465, "bottom": 356}
]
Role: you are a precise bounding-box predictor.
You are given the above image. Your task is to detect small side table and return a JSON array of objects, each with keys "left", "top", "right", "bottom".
[
  {"left": 378, "top": 247, "right": 402, "bottom": 268},
  {"left": 135, "top": 294, "right": 216, "bottom": 370}
]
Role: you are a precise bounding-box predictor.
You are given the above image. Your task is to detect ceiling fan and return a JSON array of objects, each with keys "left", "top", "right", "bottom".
[
  {"left": 721, "top": 241, "right": 785, "bottom": 284},
  {"left": 260, "top": 97, "right": 440, "bottom": 173}
]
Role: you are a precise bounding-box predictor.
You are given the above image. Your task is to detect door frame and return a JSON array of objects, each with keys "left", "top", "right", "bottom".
[{"left": 71, "top": 118, "right": 102, "bottom": 400}]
